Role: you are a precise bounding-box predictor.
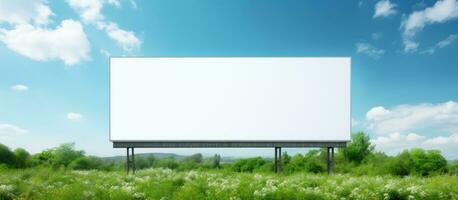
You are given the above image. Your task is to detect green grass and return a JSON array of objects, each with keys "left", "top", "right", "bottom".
[{"left": 1, "top": 167, "right": 458, "bottom": 200}]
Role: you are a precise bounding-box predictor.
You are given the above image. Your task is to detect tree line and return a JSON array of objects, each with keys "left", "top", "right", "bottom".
[{"left": 1, "top": 132, "right": 458, "bottom": 176}]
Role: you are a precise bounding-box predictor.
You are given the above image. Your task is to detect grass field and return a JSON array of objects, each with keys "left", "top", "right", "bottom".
[{"left": 1, "top": 168, "right": 458, "bottom": 200}]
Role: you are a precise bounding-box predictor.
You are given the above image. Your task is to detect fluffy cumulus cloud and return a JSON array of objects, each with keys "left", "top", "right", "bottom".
[
  {"left": 356, "top": 43, "right": 385, "bottom": 59},
  {"left": 0, "top": 0, "right": 90, "bottom": 65},
  {"left": 10, "top": 84, "right": 29, "bottom": 92},
  {"left": 67, "top": 0, "right": 140, "bottom": 51},
  {"left": 67, "top": 112, "right": 83, "bottom": 121},
  {"left": 365, "top": 101, "right": 458, "bottom": 158},
  {"left": 372, "top": 132, "right": 458, "bottom": 158},
  {"left": 373, "top": 0, "right": 397, "bottom": 18},
  {"left": 67, "top": 0, "right": 104, "bottom": 22},
  {"left": 366, "top": 101, "right": 458, "bottom": 135},
  {"left": 401, "top": 0, "right": 458, "bottom": 52},
  {"left": 0, "top": 0, "right": 54, "bottom": 25},
  {"left": 0, "top": 20, "right": 90, "bottom": 65},
  {"left": 0, "top": 124, "right": 28, "bottom": 140}
]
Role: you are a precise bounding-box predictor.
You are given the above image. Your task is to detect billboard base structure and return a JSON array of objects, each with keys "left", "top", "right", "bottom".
[{"left": 114, "top": 141, "right": 344, "bottom": 174}]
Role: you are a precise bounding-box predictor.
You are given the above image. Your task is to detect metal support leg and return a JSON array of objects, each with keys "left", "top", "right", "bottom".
[
  {"left": 126, "top": 147, "right": 136, "bottom": 174},
  {"left": 274, "top": 147, "right": 282, "bottom": 173},
  {"left": 278, "top": 147, "right": 282, "bottom": 172},
  {"left": 126, "top": 148, "right": 130, "bottom": 173},
  {"left": 132, "top": 147, "right": 135, "bottom": 174},
  {"left": 274, "top": 147, "right": 278, "bottom": 173},
  {"left": 327, "top": 147, "right": 334, "bottom": 175}
]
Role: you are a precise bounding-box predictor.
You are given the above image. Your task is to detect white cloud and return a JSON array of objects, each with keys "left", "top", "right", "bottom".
[
  {"left": 66, "top": 0, "right": 140, "bottom": 51},
  {"left": 437, "top": 34, "right": 458, "bottom": 47},
  {"left": 0, "top": 20, "right": 90, "bottom": 65},
  {"left": 97, "top": 22, "right": 140, "bottom": 51},
  {"left": 356, "top": 43, "right": 385, "bottom": 59},
  {"left": 0, "top": 0, "right": 91, "bottom": 65},
  {"left": 67, "top": 112, "right": 83, "bottom": 121},
  {"left": 10, "top": 84, "right": 29, "bottom": 92},
  {"left": 366, "top": 101, "right": 458, "bottom": 135},
  {"left": 0, "top": 0, "right": 54, "bottom": 25},
  {"left": 66, "top": 0, "right": 103, "bottom": 22},
  {"left": 422, "top": 34, "right": 458, "bottom": 54},
  {"left": 0, "top": 124, "right": 28, "bottom": 139},
  {"left": 366, "top": 101, "right": 458, "bottom": 158},
  {"left": 366, "top": 106, "right": 390, "bottom": 121},
  {"left": 371, "top": 132, "right": 458, "bottom": 156},
  {"left": 401, "top": 0, "right": 458, "bottom": 52},
  {"left": 374, "top": 0, "right": 397, "bottom": 18}
]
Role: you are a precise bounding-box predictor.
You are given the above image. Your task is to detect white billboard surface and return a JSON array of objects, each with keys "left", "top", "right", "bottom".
[{"left": 110, "top": 57, "right": 351, "bottom": 142}]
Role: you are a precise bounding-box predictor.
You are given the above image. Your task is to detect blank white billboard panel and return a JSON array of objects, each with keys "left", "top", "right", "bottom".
[{"left": 110, "top": 57, "right": 351, "bottom": 142}]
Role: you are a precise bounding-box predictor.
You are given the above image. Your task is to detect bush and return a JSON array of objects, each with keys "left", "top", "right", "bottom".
[
  {"left": 448, "top": 160, "right": 458, "bottom": 175},
  {"left": 155, "top": 157, "right": 179, "bottom": 169},
  {"left": 232, "top": 157, "right": 266, "bottom": 172},
  {"left": 0, "top": 143, "right": 15, "bottom": 167},
  {"left": 13, "top": 148, "right": 31, "bottom": 168}
]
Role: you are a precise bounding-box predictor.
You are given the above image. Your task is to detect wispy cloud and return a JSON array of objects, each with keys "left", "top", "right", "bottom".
[
  {"left": 97, "top": 22, "right": 140, "bottom": 51},
  {"left": 422, "top": 34, "right": 458, "bottom": 54},
  {"left": 0, "top": 123, "right": 28, "bottom": 139},
  {"left": 401, "top": 0, "right": 458, "bottom": 52},
  {"left": 67, "top": 0, "right": 141, "bottom": 51},
  {"left": 356, "top": 42, "right": 385, "bottom": 59},
  {"left": 373, "top": 0, "right": 397, "bottom": 18},
  {"left": 10, "top": 84, "right": 29, "bottom": 92},
  {"left": 67, "top": 112, "right": 83, "bottom": 121}
]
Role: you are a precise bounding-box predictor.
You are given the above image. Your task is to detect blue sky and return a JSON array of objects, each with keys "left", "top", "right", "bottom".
[{"left": 1, "top": 0, "right": 458, "bottom": 158}]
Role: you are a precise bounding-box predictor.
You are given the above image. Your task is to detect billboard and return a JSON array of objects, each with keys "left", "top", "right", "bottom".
[{"left": 110, "top": 57, "right": 351, "bottom": 142}]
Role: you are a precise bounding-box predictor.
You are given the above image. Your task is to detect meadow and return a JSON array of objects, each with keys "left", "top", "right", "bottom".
[
  {"left": 1, "top": 132, "right": 458, "bottom": 200},
  {"left": 1, "top": 167, "right": 458, "bottom": 200}
]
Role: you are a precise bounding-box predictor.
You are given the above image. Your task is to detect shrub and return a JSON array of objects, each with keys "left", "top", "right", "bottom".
[
  {"left": 13, "top": 148, "right": 31, "bottom": 168},
  {"left": 0, "top": 143, "right": 15, "bottom": 167},
  {"left": 232, "top": 157, "right": 266, "bottom": 172}
]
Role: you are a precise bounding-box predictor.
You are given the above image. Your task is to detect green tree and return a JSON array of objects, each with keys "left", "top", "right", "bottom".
[
  {"left": 14, "top": 148, "right": 31, "bottom": 168},
  {"left": 304, "top": 150, "right": 326, "bottom": 173},
  {"left": 387, "top": 150, "right": 413, "bottom": 176},
  {"left": 410, "top": 149, "right": 447, "bottom": 176},
  {"left": 342, "top": 132, "right": 374, "bottom": 163},
  {"left": 232, "top": 157, "right": 266, "bottom": 172},
  {"left": 52, "top": 143, "right": 85, "bottom": 167},
  {"left": 212, "top": 154, "right": 221, "bottom": 169},
  {"left": 155, "top": 157, "right": 178, "bottom": 169},
  {"left": 186, "top": 153, "right": 203, "bottom": 163},
  {"left": 0, "top": 143, "right": 15, "bottom": 167}
]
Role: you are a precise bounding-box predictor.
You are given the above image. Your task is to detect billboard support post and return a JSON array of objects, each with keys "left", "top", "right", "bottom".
[
  {"left": 126, "top": 147, "right": 136, "bottom": 174},
  {"left": 327, "top": 147, "right": 334, "bottom": 174},
  {"left": 274, "top": 147, "right": 282, "bottom": 173}
]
